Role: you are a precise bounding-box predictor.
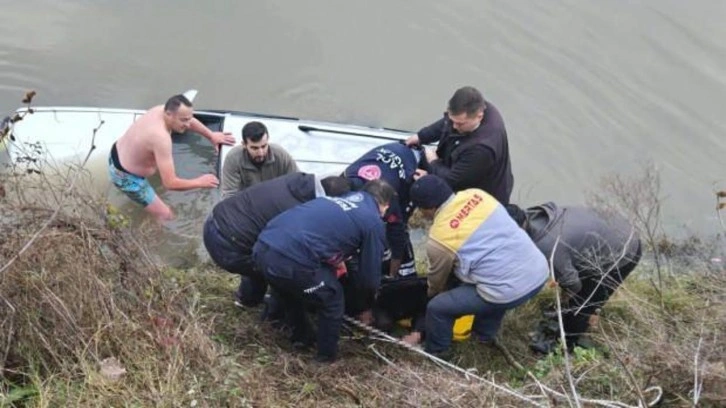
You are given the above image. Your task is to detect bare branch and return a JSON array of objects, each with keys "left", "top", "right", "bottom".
[
  {"left": 548, "top": 235, "right": 582, "bottom": 408},
  {"left": 0, "top": 120, "right": 104, "bottom": 275}
]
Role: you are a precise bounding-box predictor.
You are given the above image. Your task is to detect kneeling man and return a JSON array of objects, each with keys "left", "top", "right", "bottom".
[{"left": 404, "top": 176, "right": 548, "bottom": 357}]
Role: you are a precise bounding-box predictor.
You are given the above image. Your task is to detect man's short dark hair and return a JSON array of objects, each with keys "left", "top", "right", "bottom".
[
  {"left": 447, "top": 86, "right": 485, "bottom": 116},
  {"left": 362, "top": 179, "right": 397, "bottom": 207},
  {"left": 164, "top": 94, "right": 193, "bottom": 113},
  {"left": 242, "top": 121, "right": 268, "bottom": 143},
  {"left": 321, "top": 176, "right": 352, "bottom": 197}
]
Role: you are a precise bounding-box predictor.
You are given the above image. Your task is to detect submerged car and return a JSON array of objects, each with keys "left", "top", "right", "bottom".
[{"left": 1, "top": 90, "right": 411, "bottom": 186}]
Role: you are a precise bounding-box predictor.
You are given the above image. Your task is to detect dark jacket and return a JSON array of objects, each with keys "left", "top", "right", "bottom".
[
  {"left": 256, "top": 192, "right": 387, "bottom": 290},
  {"left": 344, "top": 142, "right": 420, "bottom": 260},
  {"left": 211, "top": 172, "right": 322, "bottom": 255},
  {"left": 418, "top": 101, "right": 514, "bottom": 204},
  {"left": 525, "top": 202, "right": 641, "bottom": 295}
]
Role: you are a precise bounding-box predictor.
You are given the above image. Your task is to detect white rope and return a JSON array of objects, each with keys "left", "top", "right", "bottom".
[
  {"left": 343, "top": 315, "right": 547, "bottom": 407},
  {"left": 343, "top": 315, "right": 663, "bottom": 408}
]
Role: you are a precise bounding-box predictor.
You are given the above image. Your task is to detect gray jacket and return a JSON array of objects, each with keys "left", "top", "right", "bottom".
[
  {"left": 525, "top": 202, "right": 641, "bottom": 295},
  {"left": 220, "top": 143, "right": 299, "bottom": 199}
]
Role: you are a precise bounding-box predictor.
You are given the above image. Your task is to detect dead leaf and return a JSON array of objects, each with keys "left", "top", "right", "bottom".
[{"left": 99, "top": 357, "right": 126, "bottom": 381}]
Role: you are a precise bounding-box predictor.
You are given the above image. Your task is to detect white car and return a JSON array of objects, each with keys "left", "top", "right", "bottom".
[{"left": 1, "top": 90, "right": 411, "bottom": 186}]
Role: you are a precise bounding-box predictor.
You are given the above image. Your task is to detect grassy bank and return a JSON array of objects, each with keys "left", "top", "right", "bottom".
[
  {"left": 1, "top": 179, "right": 725, "bottom": 408},
  {"left": 1, "top": 103, "right": 724, "bottom": 406}
]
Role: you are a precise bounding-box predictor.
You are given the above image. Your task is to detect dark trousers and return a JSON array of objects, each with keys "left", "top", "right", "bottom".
[
  {"left": 425, "top": 283, "right": 545, "bottom": 353},
  {"left": 373, "top": 276, "right": 429, "bottom": 332},
  {"left": 203, "top": 216, "right": 267, "bottom": 306},
  {"left": 564, "top": 243, "right": 642, "bottom": 344},
  {"left": 254, "top": 242, "right": 344, "bottom": 360}
]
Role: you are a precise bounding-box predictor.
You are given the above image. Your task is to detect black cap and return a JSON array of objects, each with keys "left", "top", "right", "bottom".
[{"left": 410, "top": 175, "right": 453, "bottom": 209}]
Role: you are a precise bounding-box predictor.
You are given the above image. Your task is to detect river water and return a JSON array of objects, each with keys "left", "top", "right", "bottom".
[{"left": 2, "top": 1, "right": 725, "bottom": 265}]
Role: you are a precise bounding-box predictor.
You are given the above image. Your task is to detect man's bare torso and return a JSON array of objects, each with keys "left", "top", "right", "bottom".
[{"left": 115, "top": 106, "right": 170, "bottom": 177}]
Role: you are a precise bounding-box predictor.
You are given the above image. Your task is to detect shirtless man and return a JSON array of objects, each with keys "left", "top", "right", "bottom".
[{"left": 108, "top": 94, "right": 235, "bottom": 221}]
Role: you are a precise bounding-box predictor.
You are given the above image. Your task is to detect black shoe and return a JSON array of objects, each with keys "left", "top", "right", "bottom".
[
  {"left": 259, "top": 294, "right": 286, "bottom": 323},
  {"left": 234, "top": 279, "right": 247, "bottom": 308},
  {"left": 314, "top": 353, "right": 336, "bottom": 364},
  {"left": 234, "top": 284, "right": 245, "bottom": 309},
  {"left": 290, "top": 330, "right": 315, "bottom": 352},
  {"left": 530, "top": 338, "right": 558, "bottom": 354},
  {"left": 292, "top": 340, "right": 313, "bottom": 352},
  {"left": 425, "top": 348, "right": 453, "bottom": 362},
  {"left": 234, "top": 277, "right": 265, "bottom": 308}
]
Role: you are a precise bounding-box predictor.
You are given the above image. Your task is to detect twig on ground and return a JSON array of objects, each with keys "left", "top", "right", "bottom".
[
  {"left": 549, "top": 235, "right": 582, "bottom": 408},
  {"left": 344, "top": 315, "right": 547, "bottom": 407},
  {"left": 692, "top": 299, "right": 709, "bottom": 407}
]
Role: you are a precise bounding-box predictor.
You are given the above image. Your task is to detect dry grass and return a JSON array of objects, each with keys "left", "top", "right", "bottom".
[
  {"left": 0, "top": 173, "right": 536, "bottom": 407},
  {"left": 1, "top": 178, "right": 724, "bottom": 407},
  {"left": 1, "top": 109, "right": 724, "bottom": 406}
]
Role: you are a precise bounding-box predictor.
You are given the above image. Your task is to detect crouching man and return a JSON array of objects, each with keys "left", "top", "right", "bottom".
[
  {"left": 203, "top": 172, "right": 351, "bottom": 308},
  {"left": 252, "top": 180, "right": 396, "bottom": 363},
  {"left": 402, "top": 175, "right": 548, "bottom": 357},
  {"left": 505, "top": 203, "right": 642, "bottom": 352}
]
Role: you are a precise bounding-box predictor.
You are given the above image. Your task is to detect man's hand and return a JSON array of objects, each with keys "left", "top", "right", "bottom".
[
  {"left": 401, "top": 331, "right": 422, "bottom": 346},
  {"left": 413, "top": 168, "right": 428, "bottom": 180},
  {"left": 210, "top": 131, "right": 236, "bottom": 152},
  {"left": 424, "top": 147, "right": 438, "bottom": 163},
  {"left": 334, "top": 262, "right": 348, "bottom": 278},
  {"left": 195, "top": 174, "right": 220, "bottom": 188},
  {"left": 356, "top": 309, "right": 374, "bottom": 326},
  {"left": 405, "top": 134, "right": 420, "bottom": 146}
]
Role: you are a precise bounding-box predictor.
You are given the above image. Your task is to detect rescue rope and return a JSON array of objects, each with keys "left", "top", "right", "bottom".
[
  {"left": 343, "top": 315, "right": 663, "bottom": 408},
  {"left": 342, "top": 315, "right": 547, "bottom": 407}
]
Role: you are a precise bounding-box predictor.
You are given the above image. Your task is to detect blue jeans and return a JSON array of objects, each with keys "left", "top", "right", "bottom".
[
  {"left": 425, "top": 283, "right": 545, "bottom": 353},
  {"left": 203, "top": 215, "right": 267, "bottom": 306}
]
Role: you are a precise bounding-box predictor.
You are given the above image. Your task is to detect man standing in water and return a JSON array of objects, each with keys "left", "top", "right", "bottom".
[{"left": 108, "top": 94, "right": 236, "bottom": 221}]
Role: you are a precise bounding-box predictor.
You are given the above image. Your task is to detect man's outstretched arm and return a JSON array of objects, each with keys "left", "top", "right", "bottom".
[
  {"left": 189, "top": 118, "right": 236, "bottom": 152},
  {"left": 154, "top": 134, "right": 219, "bottom": 191}
]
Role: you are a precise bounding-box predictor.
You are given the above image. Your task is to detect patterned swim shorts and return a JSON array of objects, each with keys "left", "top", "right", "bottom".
[{"left": 108, "top": 155, "right": 156, "bottom": 207}]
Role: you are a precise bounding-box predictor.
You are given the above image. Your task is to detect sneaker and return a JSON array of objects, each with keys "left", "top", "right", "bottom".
[
  {"left": 259, "top": 294, "right": 286, "bottom": 323},
  {"left": 234, "top": 277, "right": 265, "bottom": 308}
]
